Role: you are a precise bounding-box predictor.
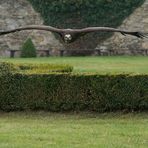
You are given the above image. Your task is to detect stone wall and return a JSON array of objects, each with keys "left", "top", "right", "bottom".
[
  {"left": 0, "top": 0, "right": 63, "bottom": 57},
  {"left": 0, "top": 0, "right": 148, "bottom": 57},
  {"left": 96, "top": 0, "right": 148, "bottom": 55}
]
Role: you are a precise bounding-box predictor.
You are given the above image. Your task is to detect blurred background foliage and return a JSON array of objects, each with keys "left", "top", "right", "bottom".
[{"left": 27, "top": 0, "right": 145, "bottom": 49}]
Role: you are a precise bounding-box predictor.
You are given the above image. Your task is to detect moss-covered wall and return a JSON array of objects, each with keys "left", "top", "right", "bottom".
[{"left": 27, "top": 0, "right": 145, "bottom": 49}]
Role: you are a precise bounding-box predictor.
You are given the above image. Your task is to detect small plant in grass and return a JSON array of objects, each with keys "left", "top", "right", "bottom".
[{"left": 21, "top": 38, "right": 37, "bottom": 58}]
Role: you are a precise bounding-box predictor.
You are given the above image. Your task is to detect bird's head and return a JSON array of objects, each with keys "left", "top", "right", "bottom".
[{"left": 64, "top": 34, "right": 72, "bottom": 43}]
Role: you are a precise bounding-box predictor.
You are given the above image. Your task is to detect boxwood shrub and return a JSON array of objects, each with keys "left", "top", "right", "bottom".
[
  {"left": 0, "top": 62, "right": 73, "bottom": 74},
  {"left": 0, "top": 65, "right": 147, "bottom": 112},
  {"left": 15, "top": 63, "right": 73, "bottom": 73},
  {"left": 0, "top": 62, "right": 18, "bottom": 76}
]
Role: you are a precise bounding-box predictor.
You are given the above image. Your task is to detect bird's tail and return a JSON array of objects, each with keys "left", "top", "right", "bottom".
[{"left": 121, "top": 31, "right": 148, "bottom": 39}]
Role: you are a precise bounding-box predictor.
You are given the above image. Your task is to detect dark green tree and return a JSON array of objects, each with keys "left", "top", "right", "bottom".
[{"left": 21, "top": 38, "right": 37, "bottom": 58}]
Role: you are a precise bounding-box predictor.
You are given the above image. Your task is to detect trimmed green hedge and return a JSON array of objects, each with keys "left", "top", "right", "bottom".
[
  {"left": 15, "top": 63, "right": 73, "bottom": 73},
  {"left": 27, "top": 0, "right": 145, "bottom": 49},
  {"left": 0, "top": 72, "right": 147, "bottom": 112},
  {"left": 0, "top": 62, "right": 73, "bottom": 74},
  {"left": 0, "top": 62, "right": 18, "bottom": 76},
  {"left": 0, "top": 62, "right": 147, "bottom": 112}
]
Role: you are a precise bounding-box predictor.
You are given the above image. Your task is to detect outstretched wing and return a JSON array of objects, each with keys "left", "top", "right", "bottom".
[
  {"left": 76, "top": 27, "right": 148, "bottom": 39},
  {"left": 0, "top": 25, "right": 64, "bottom": 35}
]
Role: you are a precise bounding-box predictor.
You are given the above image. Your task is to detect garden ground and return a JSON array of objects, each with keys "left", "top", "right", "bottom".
[
  {"left": 0, "top": 56, "right": 148, "bottom": 147},
  {"left": 1, "top": 56, "right": 148, "bottom": 74},
  {"left": 0, "top": 112, "right": 148, "bottom": 148}
]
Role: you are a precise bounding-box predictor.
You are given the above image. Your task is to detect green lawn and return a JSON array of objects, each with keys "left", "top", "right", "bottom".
[
  {"left": 0, "top": 112, "right": 147, "bottom": 148},
  {"left": 1, "top": 56, "right": 148, "bottom": 74},
  {"left": 0, "top": 57, "right": 147, "bottom": 148}
]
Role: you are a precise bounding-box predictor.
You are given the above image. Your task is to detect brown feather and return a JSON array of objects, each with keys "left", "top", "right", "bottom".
[{"left": 0, "top": 25, "right": 147, "bottom": 43}]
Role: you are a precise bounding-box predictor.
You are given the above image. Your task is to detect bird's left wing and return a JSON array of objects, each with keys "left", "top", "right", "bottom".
[
  {"left": 0, "top": 25, "right": 64, "bottom": 35},
  {"left": 76, "top": 27, "right": 148, "bottom": 39}
]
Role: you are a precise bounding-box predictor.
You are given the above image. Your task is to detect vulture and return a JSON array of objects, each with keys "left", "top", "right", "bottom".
[{"left": 0, "top": 25, "right": 147, "bottom": 43}]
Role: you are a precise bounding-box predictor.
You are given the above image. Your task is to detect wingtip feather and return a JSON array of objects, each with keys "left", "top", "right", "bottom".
[
  {"left": 122, "top": 31, "right": 148, "bottom": 39},
  {"left": 133, "top": 32, "right": 148, "bottom": 39},
  {"left": 0, "top": 31, "right": 5, "bottom": 35}
]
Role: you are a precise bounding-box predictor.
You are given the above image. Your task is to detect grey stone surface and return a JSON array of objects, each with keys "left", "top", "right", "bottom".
[
  {"left": 0, "top": 0, "right": 148, "bottom": 56},
  {"left": 0, "top": 0, "right": 63, "bottom": 57},
  {"left": 96, "top": 0, "right": 148, "bottom": 55}
]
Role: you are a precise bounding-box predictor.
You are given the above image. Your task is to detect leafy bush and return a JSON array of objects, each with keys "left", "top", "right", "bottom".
[
  {"left": 21, "top": 38, "right": 37, "bottom": 58},
  {"left": 0, "top": 72, "right": 147, "bottom": 112},
  {"left": 0, "top": 61, "right": 73, "bottom": 76},
  {"left": 27, "top": 0, "right": 145, "bottom": 49},
  {"left": 15, "top": 63, "right": 73, "bottom": 73},
  {"left": 0, "top": 62, "right": 18, "bottom": 76}
]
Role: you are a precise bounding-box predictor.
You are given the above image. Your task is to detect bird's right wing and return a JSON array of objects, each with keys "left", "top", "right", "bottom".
[{"left": 0, "top": 25, "right": 64, "bottom": 35}]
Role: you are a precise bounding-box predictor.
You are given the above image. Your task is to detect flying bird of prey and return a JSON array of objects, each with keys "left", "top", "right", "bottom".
[{"left": 0, "top": 25, "right": 147, "bottom": 43}]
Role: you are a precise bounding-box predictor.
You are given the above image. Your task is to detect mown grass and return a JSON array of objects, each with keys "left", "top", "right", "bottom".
[
  {"left": 0, "top": 112, "right": 148, "bottom": 148},
  {"left": 1, "top": 56, "right": 148, "bottom": 74},
  {"left": 0, "top": 57, "right": 147, "bottom": 147}
]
